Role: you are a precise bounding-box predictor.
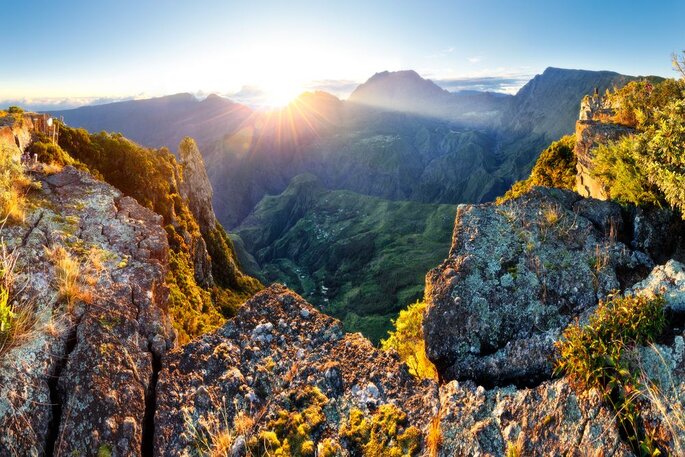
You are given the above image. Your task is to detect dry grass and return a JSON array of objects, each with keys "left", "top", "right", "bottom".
[
  {"left": 637, "top": 344, "right": 685, "bottom": 454},
  {"left": 426, "top": 413, "right": 443, "bottom": 457},
  {"left": 0, "top": 143, "right": 33, "bottom": 224},
  {"left": 41, "top": 162, "right": 64, "bottom": 175},
  {"left": 45, "top": 245, "right": 94, "bottom": 312},
  {"left": 0, "top": 241, "right": 35, "bottom": 356},
  {"left": 233, "top": 411, "right": 256, "bottom": 436}
]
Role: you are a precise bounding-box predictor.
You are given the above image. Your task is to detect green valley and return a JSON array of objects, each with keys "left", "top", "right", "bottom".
[{"left": 234, "top": 174, "right": 455, "bottom": 342}]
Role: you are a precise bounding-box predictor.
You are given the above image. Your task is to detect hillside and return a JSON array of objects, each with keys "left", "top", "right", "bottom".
[{"left": 52, "top": 93, "right": 252, "bottom": 151}]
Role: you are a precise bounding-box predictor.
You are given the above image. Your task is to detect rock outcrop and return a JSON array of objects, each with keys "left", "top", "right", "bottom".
[
  {"left": 179, "top": 137, "right": 217, "bottom": 233},
  {"left": 574, "top": 120, "right": 634, "bottom": 199},
  {"left": 0, "top": 166, "right": 175, "bottom": 456},
  {"left": 154, "top": 284, "right": 438, "bottom": 456},
  {"left": 424, "top": 187, "right": 652, "bottom": 386}
]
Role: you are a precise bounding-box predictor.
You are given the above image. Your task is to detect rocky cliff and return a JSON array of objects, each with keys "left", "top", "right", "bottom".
[{"left": 0, "top": 166, "right": 174, "bottom": 455}]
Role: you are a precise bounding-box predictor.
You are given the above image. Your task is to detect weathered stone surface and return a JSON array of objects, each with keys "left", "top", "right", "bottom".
[
  {"left": 438, "top": 379, "right": 633, "bottom": 456},
  {"left": 424, "top": 187, "right": 652, "bottom": 386},
  {"left": 0, "top": 167, "right": 175, "bottom": 456},
  {"left": 631, "top": 206, "right": 685, "bottom": 264},
  {"left": 154, "top": 284, "right": 438, "bottom": 456},
  {"left": 632, "top": 260, "right": 685, "bottom": 313},
  {"left": 574, "top": 120, "right": 634, "bottom": 199}
]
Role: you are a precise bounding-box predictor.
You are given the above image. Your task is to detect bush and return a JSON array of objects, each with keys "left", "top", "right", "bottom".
[
  {"left": 555, "top": 294, "right": 665, "bottom": 455},
  {"left": 0, "top": 242, "right": 34, "bottom": 356},
  {"left": 27, "top": 133, "right": 83, "bottom": 168},
  {"left": 381, "top": 301, "right": 437, "bottom": 380},
  {"left": 247, "top": 387, "right": 328, "bottom": 457},
  {"left": 7, "top": 106, "right": 23, "bottom": 114},
  {"left": 593, "top": 93, "right": 685, "bottom": 217},
  {"left": 339, "top": 404, "right": 421, "bottom": 457},
  {"left": 0, "top": 142, "right": 32, "bottom": 223},
  {"left": 591, "top": 135, "right": 662, "bottom": 207},
  {"left": 607, "top": 78, "right": 684, "bottom": 129},
  {"left": 498, "top": 135, "right": 576, "bottom": 203}
]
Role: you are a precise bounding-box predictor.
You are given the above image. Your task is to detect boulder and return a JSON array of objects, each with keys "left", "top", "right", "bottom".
[
  {"left": 632, "top": 260, "right": 685, "bottom": 314},
  {"left": 424, "top": 187, "right": 652, "bottom": 386}
]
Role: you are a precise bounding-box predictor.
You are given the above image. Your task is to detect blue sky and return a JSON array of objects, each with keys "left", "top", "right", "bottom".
[{"left": 2, "top": 0, "right": 684, "bottom": 108}]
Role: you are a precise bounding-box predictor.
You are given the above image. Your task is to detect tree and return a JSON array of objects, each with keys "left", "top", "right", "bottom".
[{"left": 673, "top": 51, "right": 685, "bottom": 79}]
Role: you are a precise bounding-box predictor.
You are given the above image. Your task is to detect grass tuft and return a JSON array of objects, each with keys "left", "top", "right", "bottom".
[{"left": 555, "top": 294, "right": 666, "bottom": 455}]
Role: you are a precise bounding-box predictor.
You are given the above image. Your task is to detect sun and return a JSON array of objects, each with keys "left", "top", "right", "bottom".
[{"left": 260, "top": 81, "right": 304, "bottom": 108}]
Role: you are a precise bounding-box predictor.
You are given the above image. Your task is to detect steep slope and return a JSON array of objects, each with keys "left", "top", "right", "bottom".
[
  {"left": 37, "top": 122, "right": 262, "bottom": 342},
  {"left": 500, "top": 67, "right": 638, "bottom": 140},
  {"left": 234, "top": 174, "right": 455, "bottom": 342}
]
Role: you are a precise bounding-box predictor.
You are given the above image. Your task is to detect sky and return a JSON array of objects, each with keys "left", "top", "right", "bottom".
[{"left": 2, "top": 0, "right": 684, "bottom": 109}]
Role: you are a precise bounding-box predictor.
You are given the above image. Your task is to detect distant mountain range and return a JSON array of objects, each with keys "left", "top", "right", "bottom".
[{"left": 52, "top": 67, "right": 644, "bottom": 340}]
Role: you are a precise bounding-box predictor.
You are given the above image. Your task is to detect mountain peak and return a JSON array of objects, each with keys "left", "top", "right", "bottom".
[{"left": 348, "top": 69, "right": 449, "bottom": 114}]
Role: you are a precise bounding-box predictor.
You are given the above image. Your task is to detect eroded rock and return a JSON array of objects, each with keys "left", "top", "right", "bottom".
[
  {"left": 0, "top": 167, "right": 175, "bottom": 456},
  {"left": 424, "top": 187, "right": 652, "bottom": 386},
  {"left": 154, "top": 285, "right": 438, "bottom": 456}
]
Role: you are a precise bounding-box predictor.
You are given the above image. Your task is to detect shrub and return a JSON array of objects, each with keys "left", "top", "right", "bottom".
[
  {"left": 248, "top": 386, "right": 328, "bottom": 457},
  {"left": 0, "top": 242, "right": 34, "bottom": 356},
  {"left": 7, "top": 106, "right": 23, "bottom": 114},
  {"left": 591, "top": 135, "right": 662, "bottom": 207},
  {"left": 607, "top": 78, "right": 684, "bottom": 129},
  {"left": 166, "top": 250, "right": 225, "bottom": 344},
  {"left": 593, "top": 94, "right": 685, "bottom": 217},
  {"left": 0, "top": 142, "right": 33, "bottom": 223},
  {"left": 381, "top": 301, "right": 437, "bottom": 380},
  {"left": 339, "top": 404, "right": 422, "bottom": 457},
  {"left": 555, "top": 294, "right": 666, "bottom": 455},
  {"left": 498, "top": 135, "right": 576, "bottom": 203},
  {"left": 27, "top": 133, "right": 83, "bottom": 168}
]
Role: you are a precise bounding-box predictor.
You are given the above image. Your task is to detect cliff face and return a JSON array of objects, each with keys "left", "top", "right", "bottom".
[
  {"left": 179, "top": 137, "right": 217, "bottom": 232},
  {"left": 0, "top": 167, "right": 175, "bottom": 455}
]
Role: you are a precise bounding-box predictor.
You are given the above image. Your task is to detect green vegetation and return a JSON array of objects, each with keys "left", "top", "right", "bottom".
[
  {"left": 27, "top": 132, "right": 85, "bottom": 169},
  {"left": 7, "top": 106, "right": 23, "bottom": 115},
  {"left": 339, "top": 404, "right": 422, "bottom": 457},
  {"left": 0, "top": 242, "right": 34, "bottom": 356},
  {"left": 236, "top": 174, "right": 455, "bottom": 343},
  {"left": 0, "top": 141, "right": 33, "bottom": 223},
  {"left": 53, "top": 123, "right": 259, "bottom": 342},
  {"left": 0, "top": 285, "right": 14, "bottom": 345},
  {"left": 592, "top": 77, "right": 685, "bottom": 217},
  {"left": 606, "top": 78, "right": 683, "bottom": 129},
  {"left": 554, "top": 294, "right": 666, "bottom": 456},
  {"left": 497, "top": 135, "right": 576, "bottom": 203},
  {"left": 248, "top": 387, "right": 328, "bottom": 457},
  {"left": 381, "top": 301, "right": 437, "bottom": 380}
]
